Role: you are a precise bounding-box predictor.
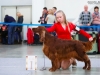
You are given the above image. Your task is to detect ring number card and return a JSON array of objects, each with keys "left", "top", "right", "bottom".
[{"left": 26, "top": 56, "right": 37, "bottom": 70}]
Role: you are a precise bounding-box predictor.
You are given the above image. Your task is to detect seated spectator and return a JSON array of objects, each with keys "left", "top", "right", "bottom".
[
  {"left": 78, "top": 5, "right": 93, "bottom": 31},
  {"left": 91, "top": 6, "right": 100, "bottom": 33},
  {"left": 1, "top": 25, "right": 8, "bottom": 44}
]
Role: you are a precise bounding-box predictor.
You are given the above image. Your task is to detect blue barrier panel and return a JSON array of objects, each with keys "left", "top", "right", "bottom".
[
  {"left": 0, "top": 22, "right": 52, "bottom": 26},
  {"left": 0, "top": 22, "right": 100, "bottom": 28}
]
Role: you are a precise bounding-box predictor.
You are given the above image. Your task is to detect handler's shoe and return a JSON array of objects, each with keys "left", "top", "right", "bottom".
[{"left": 72, "top": 64, "right": 77, "bottom": 68}]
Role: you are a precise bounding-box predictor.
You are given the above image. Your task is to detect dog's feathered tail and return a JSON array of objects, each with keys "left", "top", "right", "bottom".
[{"left": 82, "top": 37, "right": 96, "bottom": 52}]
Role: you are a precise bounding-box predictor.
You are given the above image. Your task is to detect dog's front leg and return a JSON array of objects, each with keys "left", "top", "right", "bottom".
[
  {"left": 49, "top": 61, "right": 56, "bottom": 72},
  {"left": 49, "top": 59, "right": 59, "bottom": 72}
]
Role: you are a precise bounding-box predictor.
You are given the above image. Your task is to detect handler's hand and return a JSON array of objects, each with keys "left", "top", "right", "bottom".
[{"left": 89, "top": 37, "right": 93, "bottom": 42}]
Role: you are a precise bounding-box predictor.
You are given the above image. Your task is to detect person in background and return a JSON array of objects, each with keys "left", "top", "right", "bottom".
[
  {"left": 38, "top": 7, "right": 48, "bottom": 24},
  {"left": 45, "top": 9, "right": 56, "bottom": 36},
  {"left": 52, "top": 7, "right": 57, "bottom": 16},
  {"left": 91, "top": 6, "right": 100, "bottom": 33},
  {"left": 78, "top": 5, "right": 93, "bottom": 31},
  {"left": 16, "top": 12, "right": 24, "bottom": 44},
  {"left": 42, "top": 7, "right": 48, "bottom": 24},
  {"left": 46, "top": 10, "right": 93, "bottom": 70},
  {"left": 4, "top": 15, "right": 16, "bottom": 45},
  {"left": 1, "top": 25, "right": 8, "bottom": 44},
  {"left": 45, "top": 9, "right": 55, "bottom": 25},
  {"left": 0, "top": 25, "right": 2, "bottom": 43}
]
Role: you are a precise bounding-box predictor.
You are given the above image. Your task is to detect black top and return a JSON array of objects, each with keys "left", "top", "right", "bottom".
[
  {"left": 16, "top": 16, "right": 24, "bottom": 32},
  {"left": 17, "top": 16, "right": 23, "bottom": 23}
]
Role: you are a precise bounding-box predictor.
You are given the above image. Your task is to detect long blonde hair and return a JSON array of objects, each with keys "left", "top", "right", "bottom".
[{"left": 56, "top": 10, "right": 69, "bottom": 25}]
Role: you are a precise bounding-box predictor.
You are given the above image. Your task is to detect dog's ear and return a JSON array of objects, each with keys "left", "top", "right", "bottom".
[
  {"left": 32, "top": 28, "right": 38, "bottom": 33},
  {"left": 40, "top": 30, "right": 45, "bottom": 42}
]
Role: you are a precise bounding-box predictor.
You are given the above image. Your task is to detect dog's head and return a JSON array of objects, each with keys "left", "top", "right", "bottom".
[{"left": 32, "top": 26, "right": 46, "bottom": 42}]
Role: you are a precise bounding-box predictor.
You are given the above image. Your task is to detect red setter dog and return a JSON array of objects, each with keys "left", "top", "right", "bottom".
[{"left": 32, "top": 26, "right": 96, "bottom": 72}]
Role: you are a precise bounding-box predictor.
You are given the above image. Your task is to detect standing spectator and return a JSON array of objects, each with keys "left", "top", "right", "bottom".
[
  {"left": 4, "top": 15, "right": 16, "bottom": 45},
  {"left": 38, "top": 7, "right": 48, "bottom": 24},
  {"left": 42, "top": 7, "right": 48, "bottom": 24},
  {"left": 16, "top": 12, "right": 24, "bottom": 44},
  {"left": 52, "top": 7, "right": 57, "bottom": 36},
  {"left": 92, "top": 6, "right": 100, "bottom": 32},
  {"left": 52, "top": 7, "right": 57, "bottom": 16},
  {"left": 78, "top": 5, "right": 93, "bottom": 31},
  {"left": 45, "top": 9, "right": 55, "bottom": 25},
  {"left": 45, "top": 9, "right": 56, "bottom": 36}
]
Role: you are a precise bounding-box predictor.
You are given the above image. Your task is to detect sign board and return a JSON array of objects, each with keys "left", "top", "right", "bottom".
[{"left": 26, "top": 56, "right": 37, "bottom": 70}]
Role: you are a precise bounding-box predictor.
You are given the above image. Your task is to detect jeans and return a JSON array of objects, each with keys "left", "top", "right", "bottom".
[
  {"left": 14, "top": 31, "right": 19, "bottom": 41},
  {"left": 8, "top": 26, "right": 15, "bottom": 44},
  {"left": 17, "top": 32, "right": 22, "bottom": 42}
]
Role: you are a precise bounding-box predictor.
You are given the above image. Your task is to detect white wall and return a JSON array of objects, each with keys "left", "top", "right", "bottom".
[
  {"left": 1, "top": 0, "right": 100, "bottom": 24},
  {"left": 45, "top": 0, "right": 100, "bottom": 23},
  {"left": 0, "top": 0, "right": 45, "bottom": 25},
  {"left": 0, "top": 0, "right": 32, "bottom": 6},
  {"left": 45, "top": 0, "right": 54, "bottom": 9},
  {"left": 0, "top": 0, "right": 32, "bottom": 21},
  {"left": 32, "top": 0, "right": 45, "bottom": 25}
]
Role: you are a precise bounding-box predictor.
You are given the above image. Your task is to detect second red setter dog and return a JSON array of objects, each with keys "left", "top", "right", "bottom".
[{"left": 32, "top": 26, "right": 96, "bottom": 72}]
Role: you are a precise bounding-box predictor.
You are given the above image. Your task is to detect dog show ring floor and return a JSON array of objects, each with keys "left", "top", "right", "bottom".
[{"left": 0, "top": 44, "right": 100, "bottom": 75}]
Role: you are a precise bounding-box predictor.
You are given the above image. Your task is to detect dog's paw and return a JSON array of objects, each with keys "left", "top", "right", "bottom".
[
  {"left": 83, "top": 66, "right": 87, "bottom": 69},
  {"left": 49, "top": 68, "right": 56, "bottom": 72},
  {"left": 87, "top": 67, "right": 91, "bottom": 70},
  {"left": 49, "top": 68, "right": 52, "bottom": 71}
]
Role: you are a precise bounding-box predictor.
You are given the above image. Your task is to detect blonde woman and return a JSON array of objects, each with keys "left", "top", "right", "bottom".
[
  {"left": 45, "top": 9, "right": 56, "bottom": 25},
  {"left": 46, "top": 10, "right": 93, "bottom": 70},
  {"left": 16, "top": 12, "right": 23, "bottom": 44}
]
